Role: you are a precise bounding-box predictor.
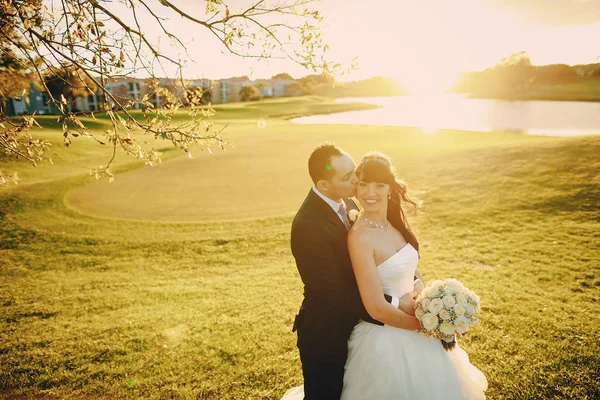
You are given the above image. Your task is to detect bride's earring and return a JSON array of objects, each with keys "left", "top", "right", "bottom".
[{"left": 388, "top": 193, "right": 392, "bottom": 200}]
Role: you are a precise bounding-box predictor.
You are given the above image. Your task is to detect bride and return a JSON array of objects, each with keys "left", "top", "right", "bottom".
[{"left": 283, "top": 152, "right": 487, "bottom": 400}]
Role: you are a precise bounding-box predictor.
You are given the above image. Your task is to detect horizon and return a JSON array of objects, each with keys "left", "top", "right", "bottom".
[
  {"left": 101, "top": 0, "right": 600, "bottom": 93},
  {"left": 125, "top": 58, "right": 600, "bottom": 85}
]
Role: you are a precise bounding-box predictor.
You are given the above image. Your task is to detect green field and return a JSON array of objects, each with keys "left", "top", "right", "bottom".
[{"left": 1, "top": 97, "right": 599, "bottom": 399}]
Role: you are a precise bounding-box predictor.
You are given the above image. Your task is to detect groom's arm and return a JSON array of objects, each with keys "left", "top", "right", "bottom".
[
  {"left": 347, "top": 272, "right": 395, "bottom": 324},
  {"left": 291, "top": 220, "right": 391, "bottom": 323}
]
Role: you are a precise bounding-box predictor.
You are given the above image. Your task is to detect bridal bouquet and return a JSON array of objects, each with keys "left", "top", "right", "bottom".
[{"left": 414, "top": 279, "right": 481, "bottom": 350}]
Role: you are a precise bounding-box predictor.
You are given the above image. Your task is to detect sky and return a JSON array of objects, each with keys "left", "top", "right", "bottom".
[
  {"left": 313, "top": 0, "right": 600, "bottom": 90},
  {"left": 97, "top": 0, "right": 600, "bottom": 90}
]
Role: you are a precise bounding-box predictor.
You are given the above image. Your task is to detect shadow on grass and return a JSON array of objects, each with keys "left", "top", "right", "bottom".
[
  {"left": 32, "top": 116, "right": 109, "bottom": 131},
  {"left": 0, "top": 194, "right": 38, "bottom": 250},
  {"left": 2, "top": 311, "right": 57, "bottom": 324},
  {"left": 535, "top": 354, "right": 600, "bottom": 399},
  {"left": 518, "top": 182, "right": 600, "bottom": 218}
]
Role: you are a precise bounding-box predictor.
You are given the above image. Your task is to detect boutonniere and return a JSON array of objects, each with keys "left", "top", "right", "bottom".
[{"left": 347, "top": 209, "right": 360, "bottom": 225}]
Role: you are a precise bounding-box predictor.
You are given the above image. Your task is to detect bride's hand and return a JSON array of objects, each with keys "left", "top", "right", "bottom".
[{"left": 398, "top": 292, "right": 417, "bottom": 315}]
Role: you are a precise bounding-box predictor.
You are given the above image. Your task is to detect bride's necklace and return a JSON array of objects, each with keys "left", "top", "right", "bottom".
[{"left": 363, "top": 216, "right": 390, "bottom": 232}]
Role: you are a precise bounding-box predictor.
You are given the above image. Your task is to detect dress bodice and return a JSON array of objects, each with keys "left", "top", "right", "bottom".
[{"left": 376, "top": 243, "right": 419, "bottom": 298}]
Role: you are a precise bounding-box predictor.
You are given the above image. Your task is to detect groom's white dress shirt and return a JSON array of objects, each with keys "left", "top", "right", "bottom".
[
  {"left": 312, "top": 186, "right": 347, "bottom": 225},
  {"left": 311, "top": 186, "right": 401, "bottom": 311}
]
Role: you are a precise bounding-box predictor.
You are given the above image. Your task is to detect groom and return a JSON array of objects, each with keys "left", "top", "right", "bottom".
[{"left": 290, "top": 142, "right": 414, "bottom": 400}]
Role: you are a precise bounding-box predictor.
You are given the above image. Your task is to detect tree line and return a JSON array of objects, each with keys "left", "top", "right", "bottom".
[{"left": 451, "top": 51, "right": 600, "bottom": 95}]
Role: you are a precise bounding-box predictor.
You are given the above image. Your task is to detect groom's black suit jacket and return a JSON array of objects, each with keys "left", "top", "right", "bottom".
[{"left": 291, "top": 189, "right": 390, "bottom": 359}]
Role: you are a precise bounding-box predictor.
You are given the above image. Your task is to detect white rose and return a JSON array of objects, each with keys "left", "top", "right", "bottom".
[
  {"left": 455, "top": 293, "right": 468, "bottom": 305},
  {"left": 430, "top": 280, "right": 444, "bottom": 287},
  {"left": 446, "top": 279, "right": 464, "bottom": 291},
  {"left": 348, "top": 209, "right": 360, "bottom": 222},
  {"left": 469, "top": 292, "right": 479, "bottom": 306},
  {"left": 420, "top": 298, "right": 431, "bottom": 310},
  {"left": 439, "top": 321, "right": 455, "bottom": 336},
  {"left": 454, "top": 305, "right": 466, "bottom": 317},
  {"left": 428, "top": 298, "right": 444, "bottom": 315},
  {"left": 466, "top": 304, "right": 476, "bottom": 316},
  {"left": 442, "top": 295, "right": 456, "bottom": 308},
  {"left": 438, "top": 309, "right": 451, "bottom": 320},
  {"left": 466, "top": 290, "right": 480, "bottom": 305},
  {"left": 426, "top": 286, "right": 440, "bottom": 298},
  {"left": 443, "top": 285, "right": 456, "bottom": 296},
  {"left": 444, "top": 279, "right": 465, "bottom": 294},
  {"left": 454, "top": 316, "right": 470, "bottom": 334},
  {"left": 421, "top": 312, "right": 439, "bottom": 330},
  {"left": 415, "top": 306, "right": 425, "bottom": 319}
]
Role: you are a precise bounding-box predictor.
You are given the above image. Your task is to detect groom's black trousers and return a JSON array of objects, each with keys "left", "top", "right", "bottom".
[
  {"left": 294, "top": 306, "right": 355, "bottom": 400},
  {"left": 299, "top": 350, "right": 346, "bottom": 400}
]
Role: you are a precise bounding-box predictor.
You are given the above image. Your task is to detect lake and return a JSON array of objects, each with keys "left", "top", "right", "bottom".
[{"left": 292, "top": 94, "right": 600, "bottom": 136}]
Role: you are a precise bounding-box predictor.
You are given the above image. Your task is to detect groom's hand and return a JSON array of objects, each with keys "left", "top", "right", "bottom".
[{"left": 398, "top": 292, "right": 417, "bottom": 315}]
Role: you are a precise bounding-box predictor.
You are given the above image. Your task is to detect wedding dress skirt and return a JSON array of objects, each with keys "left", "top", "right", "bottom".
[{"left": 281, "top": 244, "right": 487, "bottom": 400}]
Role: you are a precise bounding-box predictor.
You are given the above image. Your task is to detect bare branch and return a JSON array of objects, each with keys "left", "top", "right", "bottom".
[{"left": 0, "top": 0, "right": 335, "bottom": 185}]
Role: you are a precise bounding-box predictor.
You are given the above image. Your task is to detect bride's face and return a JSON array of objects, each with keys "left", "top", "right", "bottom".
[{"left": 356, "top": 179, "right": 390, "bottom": 212}]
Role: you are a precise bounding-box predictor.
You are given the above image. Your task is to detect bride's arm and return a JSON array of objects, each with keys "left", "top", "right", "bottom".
[
  {"left": 348, "top": 229, "right": 421, "bottom": 331},
  {"left": 415, "top": 269, "right": 424, "bottom": 284},
  {"left": 413, "top": 269, "right": 425, "bottom": 295}
]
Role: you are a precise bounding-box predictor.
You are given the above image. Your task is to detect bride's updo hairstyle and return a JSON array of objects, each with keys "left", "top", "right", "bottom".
[{"left": 355, "top": 152, "right": 420, "bottom": 252}]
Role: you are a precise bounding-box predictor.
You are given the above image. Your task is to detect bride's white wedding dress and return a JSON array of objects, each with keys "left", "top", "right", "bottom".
[{"left": 282, "top": 243, "right": 488, "bottom": 400}]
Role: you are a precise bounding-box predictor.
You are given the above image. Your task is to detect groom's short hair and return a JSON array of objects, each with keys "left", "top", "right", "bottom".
[{"left": 308, "top": 142, "right": 344, "bottom": 184}]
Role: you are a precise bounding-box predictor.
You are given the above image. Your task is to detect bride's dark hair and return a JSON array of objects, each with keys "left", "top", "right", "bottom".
[{"left": 355, "top": 152, "right": 420, "bottom": 253}]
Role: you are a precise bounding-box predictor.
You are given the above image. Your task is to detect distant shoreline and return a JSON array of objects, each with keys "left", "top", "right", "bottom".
[
  {"left": 329, "top": 91, "right": 600, "bottom": 103},
  {"left": 465, "top": 93, "right": 600, "bottom": 103},
  {"left": 275, "top": 101, "right": 381, "bottom": 120},
  {"left": 454, "top": 77, "right": 600, "bottom": 103},
  {"left": 325, "top": 77, "right": 600, "bottom": 103}
]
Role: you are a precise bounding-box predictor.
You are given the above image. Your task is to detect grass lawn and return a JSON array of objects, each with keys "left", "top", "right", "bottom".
[{"left": 1, "top": 96, "right": 599, "bottom": 399}]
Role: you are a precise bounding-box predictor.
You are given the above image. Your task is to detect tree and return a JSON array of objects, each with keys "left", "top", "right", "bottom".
[
  {"left": 0, "top": 49, "right": 37, "bottom": 103},
  {"left": 185, "top": 85, "right": 212, "bottom": 106},
  {"left": 293, "top": 73, "right": 333, "bottom": 95},
  {"left": 492, "top": 51, "right": 535, "bottom": 92},
  {"left": 271, "top": 72, "right": 294, "bottom": 80},
  {"left": 44, "top": 65, "right": 98, "bottom": 112},
  {"left": 498, "top": 51, "right": 532, "bottom": 68},
  {"left": 0, "top": 2, "right": 41, "bottom": 104},
  {"left": 534, "top": 64, "right": 577, "bottom": 83},
  {"left": 239, "top": 85, "right": 261, "bottom": 101},
  {"left": 0, "top": 0, "right": 335, "bottom": 185}
]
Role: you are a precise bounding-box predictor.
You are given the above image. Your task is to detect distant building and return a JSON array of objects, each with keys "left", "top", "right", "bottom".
[
  {"left": 104, "top": 77, "right": 147, "bottom": 109},
  {"left": 262, "top": 78, "right": 297, "bottom": 97},
  {"left": 210, "top": 76, "right": 296, "bottom": 103},
  {"left": 3, "top": 75, "right": 298, "bottom": 116},
  {"left": 3, "top": 83, "right": 51, "bottom": 116},
  {"left": 211, "top": 77, "right": 253, "bottom": 103}
]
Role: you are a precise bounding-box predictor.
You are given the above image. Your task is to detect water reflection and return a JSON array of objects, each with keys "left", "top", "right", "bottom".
[{"left": 292, "top": 94, "right": 600, "bottom": 137}]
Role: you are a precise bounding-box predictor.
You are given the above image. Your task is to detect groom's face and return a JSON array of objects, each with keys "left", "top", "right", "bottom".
[{"left": 327, "top": 153, "right": 358, "bottom": 199}]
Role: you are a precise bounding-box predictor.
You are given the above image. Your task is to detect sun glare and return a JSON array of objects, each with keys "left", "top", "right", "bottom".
[{"left": 397, "top": 69, "right": 460, "bottom": 95}]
